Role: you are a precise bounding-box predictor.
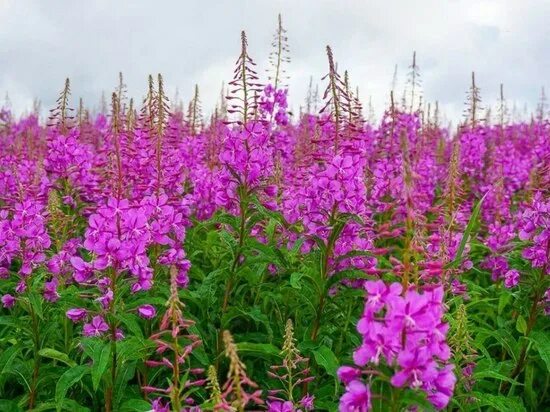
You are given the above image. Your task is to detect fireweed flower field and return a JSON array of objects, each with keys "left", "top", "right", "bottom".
[{"left": 0, "top": 22, "right": 549, "bottom": 412}]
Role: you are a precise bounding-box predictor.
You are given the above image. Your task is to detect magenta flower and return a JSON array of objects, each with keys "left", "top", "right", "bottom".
[
  {"left": 1, "top": 294, "right": 15, "bottom": 309},
  {"left": 299, "top": 394, "right": 315, "bottom": 411},
  {"left": 66, "top": 308, "right": 87, "bottom": 323},
  {"left": 363, "top": 280, "right": 401, "bottom": 314},
  {"left": 391, "top": 349, "right": 438, "bottom": 389},
  {"left": 83, "top": 316, "right": 109, "bottom": 337},
  {"left": 96, "top": 289, "right": 114, "bottom": 309},
  {"left": 339, "top": 380, "right": 371, "bottom": 412},
  {"left": 43, "top": 277, "right": 60, "bottom": 302},
  {"left": 15, "top": 281, "right": 26, "bottom": 294},
  {"left": 267, "top": 400, "right": 294, "bottom": 412},
  {"left": 137, "top": 304, "right": 156, "bottom": 319},
  {"left": 504, "top": 269, "right": 520, "bottom": 288},
  {"left": 70, "top": 256, "right": 94, "bottom": 283},
  {"left": 386, "top": 291, "right": 433, "bottom": 333},
  {"left": 337, "top": 366, "right": 361, "bottom": 385},
  {"left": 425, "top": 365, "right": 457, "bottom": 410},
  {"left": 150, "top": 398, "right": 170, "bottom": 412}
]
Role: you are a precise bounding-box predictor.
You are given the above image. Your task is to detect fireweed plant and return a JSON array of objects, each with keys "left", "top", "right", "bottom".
[{"left": 0, "top": 19, "right": 549, "bottom": 412}]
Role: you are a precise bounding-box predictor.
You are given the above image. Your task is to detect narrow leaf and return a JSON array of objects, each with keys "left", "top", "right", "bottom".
[
  {"left": 446, "top": 193, "right": 487, "bottom": 269},
  {"left": 55, "top": 365, "right": 89, "bottom": 411},
  {"left": 39, "top": 348, "right": 76, "bottom": 367},
  {"left": 313, "top": 345, "right": 339, "bottom": 378},
  {"left": 92, "top": 343, "right": 111, "bottom": 392},
  {"left": 530, "top": 331, "right": 550, "bottom": 372}
]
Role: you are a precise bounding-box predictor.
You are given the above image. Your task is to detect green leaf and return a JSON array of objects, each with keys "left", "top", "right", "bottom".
[
  {"left": 32, "top": 400, "right": 90, "bottom": 412},
  {"left": 290, "top": 272, "right": 304, "bottom": 289},
  {"left": 530, "top": 331, "right": 550, "bottom": 372},
  {"left": 0, "top": 316, "right": 22, "bottom": 329},
  {"left": 119, "top": 399, "right": 152, "bottom": 412},
  {"left": 236, "top": 342, "right": 282, "bottom": 359},
  {"left": 472, "top": 393, "right": 526, "bottom": 412},
  {"left": 328, "top": 268, "right": 369, "bottom": 288},
  {"left": 446, "top": 193, "right": 486, "bottom": 269},
  {"left": 0, "top": 345, "right": 20, "bottom": 376},
  {"left": 219, "top": 231, "right": 238, "bottom": 255},
  {"left": 400, "top": 389, "right": 434, "bottom": 410},
  {"left": 91, "top": 342, "right": 111, "bottom": 392},
  {"left": 474, "top": 370, "right": 523, "bottom": 386},
  {"left": 313, "top": 399, "right": 338, "bottom": 411},
  {"left": 116, "top": 337, "right": 152, "bottom": 364},
  {"left": 313, "top": 345, "right": 339, "bottom": 378},
  {"left": 516, "top": 315, "right": 527, "bottom": 335},
  {"left": 0, "top": 399, "right": 22, "bottom": 412},
  {"left": 524, "top": 362, "right": 536, "bottom": 409},
  {"left": 498, "top": 291, "right": 512, "bottom": 315},
  {"left": 309, "top": 235, "right": 327, "bottom": 253},
  {"left": 290, "top": 238, "right": 305, "bottom": 254},
  {"left": 335, "top": 250, "right": 374, "bottom": 262},
  {"left": 115, "top": 361, "right": 136, "bottom": 407},
  {"left": 0, "top": 345, "right": 21, "bottom": 389},
  {"left": 116, "top": 313, "right": 144, "bottom": 341},
  {"left": 55, "top": 365, "right": 89, "bottom": 411},
  {"left": 81, "top": 337, "right": 101, "bottom": 356},
  {"left": 489, "top": 329, "right": 519, "bottom": 361},
  {"left": 187, "top": 325, "right": 209, "bottom": 365},
  {"left": 28, "top": 291, "right": 44, "bottom": 320},
  {"left": 38, "top": 348, "right": 76, "bottom": 367}
]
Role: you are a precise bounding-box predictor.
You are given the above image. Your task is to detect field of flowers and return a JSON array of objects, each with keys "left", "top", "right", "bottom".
[{"left": 0, "top": 23, "right": 549, "bottom": 412}]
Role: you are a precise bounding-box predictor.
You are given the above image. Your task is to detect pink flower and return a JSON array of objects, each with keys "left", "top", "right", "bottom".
[
  {"left": 267, "top": 400, "right": 294, "bottom": 412},
  {"left": 339, "top": 380, "right": 371, "bottom": 412},
  {"left": 426, "top": 365, "right": 456, "bottom": 410},
  {"left": 70, "top": 256, "right": 94, "bottom": 283},
  {"left": 150, "top": 398, "right": 170, "bottom": 412},
  {"left": 391, "top": 349, "right": 438, "bottom": 389},
  {"left": 66, "top": 308, "right": 87, "bottom": 323},
  {"left": 43, "top": 277, "right": 60, "bottom": 302},
  {"left": 83, "top": 316, "right": 109, "bottom": 337},
  {"left": 96, "top": 289, "right": 114, "bottom": 309},
  {"left": 337, "top": 366, "right": 361, "bottom": 385},
  {"left": 1, "top": 294, "right": 15, "bottom": 308},
  {"left": 137, "top": 304, "right": 156, "bottom": 319},
  {"left": 300, "top": 394, "right": 315, "bottom": 411},
  {"left": 504, "top": 269, "right": 520, "bottom": 288}
]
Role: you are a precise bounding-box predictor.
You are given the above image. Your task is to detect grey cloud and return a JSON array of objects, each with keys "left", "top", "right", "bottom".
[{"left": 0, "top": 0, "right": 548, "bottom": 124}]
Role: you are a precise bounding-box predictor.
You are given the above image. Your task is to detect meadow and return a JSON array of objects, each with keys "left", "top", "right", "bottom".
[{"left": 0, "top": 21, "right": 549, "bottom": 412}]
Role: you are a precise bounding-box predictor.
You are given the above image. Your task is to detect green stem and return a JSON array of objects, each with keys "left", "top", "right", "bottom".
[
  {"left": 310, "top": 208, "right": 337, "bottom": 342},
  {"left": 390, "top": 386, "right": 401, "bottom": 412},
  {"left": 28, "top": 304, "right": 40, "bottom": 409},
  {"left": 218, "top": 188, "right": 249, "bottom": 368},
  {"left": 170, "top": 313, "right": 182, "bottom": 411},
  {"left": 222, "top": 191, "right": 248, "bottom": 313},
  {"left": 105, "top": 268, "right": 118, "bottom": 412},
  {"left": 64, "top": 316, "right": 71, "bottom": 354},
  {"left": 336, "top": 301, "right": 354, "bottom": 355}
]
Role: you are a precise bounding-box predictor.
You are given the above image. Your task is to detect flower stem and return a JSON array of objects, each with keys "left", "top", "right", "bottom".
[
  {"left": 311, "top": 208, "right": 337, "bottom": 342},
  {"left": 105, "top": 268, "right": 118, "bottom": 412},
  {"left": 28, "top": 303, "right": 40, "bottom": 409}
]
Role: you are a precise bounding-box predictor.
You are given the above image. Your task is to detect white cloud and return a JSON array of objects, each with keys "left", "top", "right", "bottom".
[{"left": 0, "top": 0, "right": 548, "bottom": 124}]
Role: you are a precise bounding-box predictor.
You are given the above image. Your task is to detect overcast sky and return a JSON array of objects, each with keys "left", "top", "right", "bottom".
[{"left": 1, "top": 0, "right": 549, "bottom": 124}]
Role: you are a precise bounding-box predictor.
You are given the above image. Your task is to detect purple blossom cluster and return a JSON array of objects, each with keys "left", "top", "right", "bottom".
[
  {"left": 518, "top": 192, "right": 550, "bottom": 272},
  {"left": 339, "top": 281, "right": 455, "bottom": 410},
  {"left": 0, "top": 200, "right": 51, "bottom": 304}
]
